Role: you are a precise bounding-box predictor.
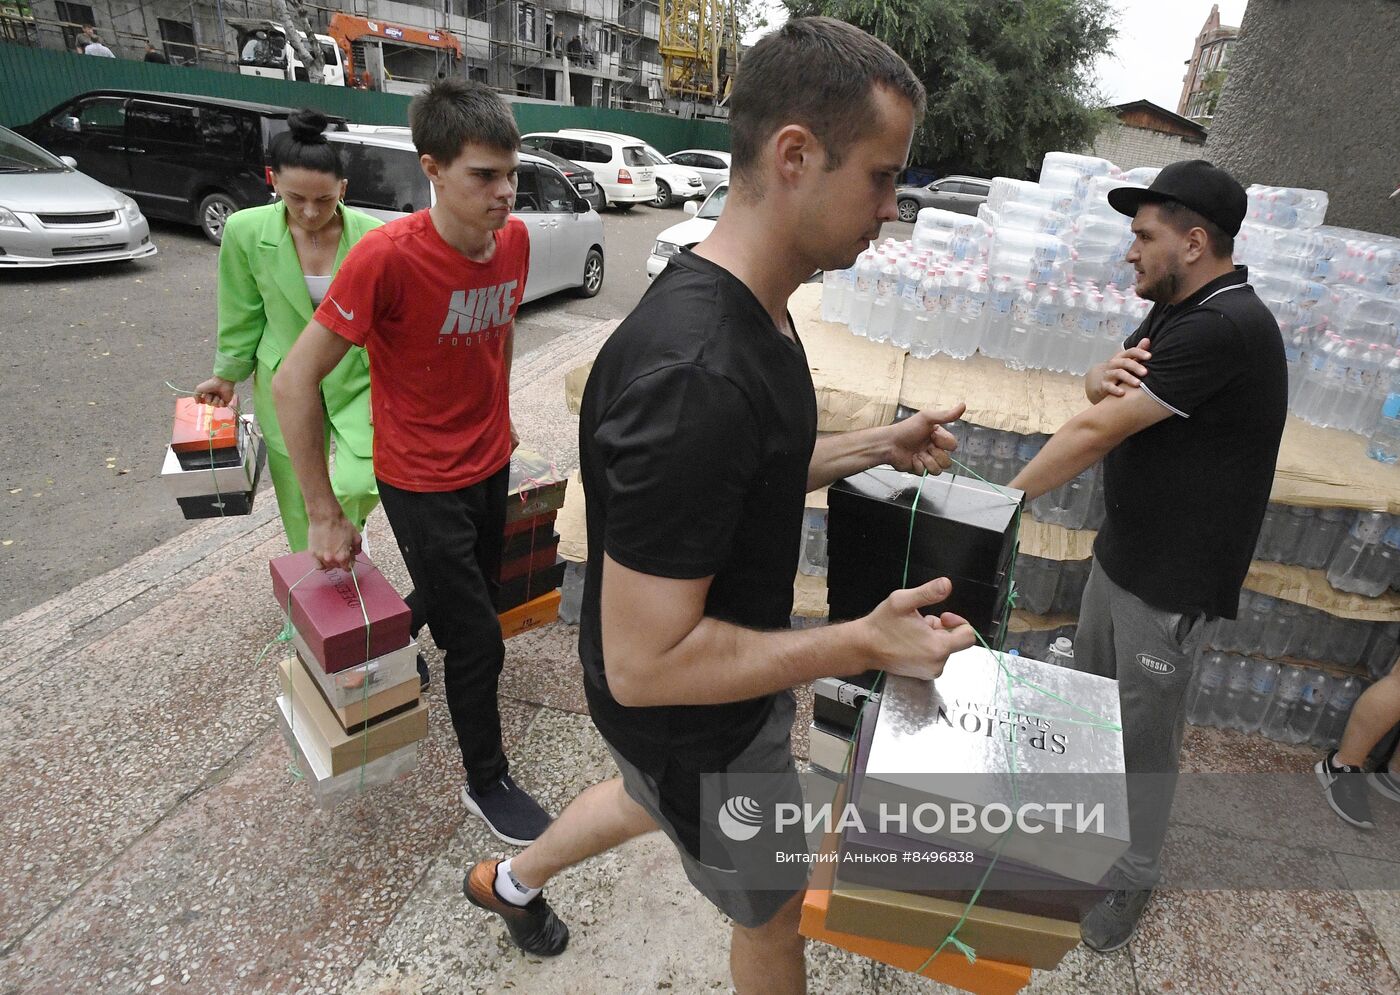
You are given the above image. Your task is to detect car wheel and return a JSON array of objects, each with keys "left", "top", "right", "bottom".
[
  {"left": 652, "top": 181, "right": 672, "bottom": 209},
  {"left": 897, "top": 198, "right": 920, "bottom": 223},
  {"left": 198, "top": 192, "right": 239, "bottom": 244},
  {"left": 575, "top": 247, "right": 604, "bottom": 298}
]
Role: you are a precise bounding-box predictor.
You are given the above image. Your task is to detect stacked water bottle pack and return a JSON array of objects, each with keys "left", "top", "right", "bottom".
[
  {"left": 1233, "top": 185, "right": 1400, "bottom": 460},
  {"left": 1251, "top": 505, "right": 1400, "bottom": 597},
  {"left": 821, "top": 150, "right": 1155, "bottom": 375},
  {"left": 1208, "top": 591, "right": 1399, "bottom": 677},
  {"left": 1185, "top": 653, "right": 1369, "bottom": 750}
]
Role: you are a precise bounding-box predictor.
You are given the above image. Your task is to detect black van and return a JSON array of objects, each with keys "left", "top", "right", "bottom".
[{"left": 16, "top": 90, "right": 346, "bottom": 244}]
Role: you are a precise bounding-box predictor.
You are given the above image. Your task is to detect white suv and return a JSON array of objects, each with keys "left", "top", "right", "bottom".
[
  {"left": 521, "top": 131, "right": 657, "bottom": 210},
  {"left": 556, "top": 129, "right": 705, "bottom": 209}
]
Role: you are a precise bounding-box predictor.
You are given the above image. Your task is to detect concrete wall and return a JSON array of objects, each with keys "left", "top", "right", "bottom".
[
  {"left": 1206, "top": 0, "right": 1400, "bottom": 237},
  {"left": 1089, "top": 123, "right": 1205, "bottom": 172}
]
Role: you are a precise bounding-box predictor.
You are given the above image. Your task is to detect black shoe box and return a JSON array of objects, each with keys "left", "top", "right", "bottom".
[
  {"left": 493, "top": 557, "right": 567, "bottom": 613},
  {"left": 827, "top": 555, "right": 1011, "bottom": 646},
  {"left": 174, "top": 439, "right": 266, "bottom": 519}
]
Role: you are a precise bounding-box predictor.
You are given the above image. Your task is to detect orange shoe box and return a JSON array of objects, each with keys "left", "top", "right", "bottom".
[
  {"left": 499, "top": 589, "right": 561, "bottom": 639},
  {"left": 801, "top": 834, "right": 1032, "bottom": 995}
]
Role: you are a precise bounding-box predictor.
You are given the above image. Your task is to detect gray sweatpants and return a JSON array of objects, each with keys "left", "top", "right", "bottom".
[{"left": 1070, "top": 557, "right": 1208, "bottom": 889}]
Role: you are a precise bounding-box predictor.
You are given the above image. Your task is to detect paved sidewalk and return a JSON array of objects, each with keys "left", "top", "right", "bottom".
[{"left": 2, "top": 319, "right": 1399, "bottom": 994}]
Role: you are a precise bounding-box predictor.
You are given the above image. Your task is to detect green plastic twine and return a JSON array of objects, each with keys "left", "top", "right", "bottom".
[{"left": 867, "top": 455, "right": 1120, "bottom": 970}]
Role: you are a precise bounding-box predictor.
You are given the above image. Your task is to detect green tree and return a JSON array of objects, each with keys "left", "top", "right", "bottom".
[{"left": 779, "top": 0, "right": 1116, "bottom": 178}]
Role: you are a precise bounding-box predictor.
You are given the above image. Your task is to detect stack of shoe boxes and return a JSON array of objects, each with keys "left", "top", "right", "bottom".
[
  {"left": 498, "top": 450, "right": 569, "bottom": 632},
  {"left": 269, "top": 551, "right": 428, "bottom": 807},
  {"left": 162, "top": 398, "right": 265, "bottom": 518}
]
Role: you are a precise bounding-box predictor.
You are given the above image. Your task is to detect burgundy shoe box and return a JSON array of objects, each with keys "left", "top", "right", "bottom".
[{"left": 269, "top": 551, "right": 412, "bottom": 674}]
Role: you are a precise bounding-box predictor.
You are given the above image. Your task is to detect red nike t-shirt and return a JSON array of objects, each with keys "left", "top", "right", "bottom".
[{"left": 316, "top": 210, "right": 529, "bottom": 492}]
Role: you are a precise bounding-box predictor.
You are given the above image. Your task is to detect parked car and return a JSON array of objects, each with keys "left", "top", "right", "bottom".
[
  {"left": 15, "top": 90, "right": 346, "bottom": 244},
  {"left": 646, "top": 181, "right": 726, "bottom": 279},
  {"left": 519, "top": 130, "right": 657, "bottom": 210},
  {"left": 667, "top": 149, "right": 730, "bottom": 194},
  {"left": 326, "top": 131, "right": 605, "bottom": 300},
  {"left": 894, "top": 174, "right": 992, "bottom": 222},
  {"left": 345, "top": 124, "right": 607, "bottom": 212},
  {"left": 555, "top": 129, "right": 704, "bottom": 209},
  {"left": 0, "top": 124, "right": 156, "bottom": 268}
]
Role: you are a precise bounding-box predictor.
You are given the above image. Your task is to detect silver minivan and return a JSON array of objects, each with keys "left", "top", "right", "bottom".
[{"left": 326, "top": 131, "right": 605, "bottom": 300}]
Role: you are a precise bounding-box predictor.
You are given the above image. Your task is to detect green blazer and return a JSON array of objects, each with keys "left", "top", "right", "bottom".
[{"left": 212, "top": 201, "right": 381, "bottom": 457}]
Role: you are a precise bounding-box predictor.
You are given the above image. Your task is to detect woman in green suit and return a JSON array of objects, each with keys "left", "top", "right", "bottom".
[{"left": 194, "top": 109, "right": 381, "bottom": 552}]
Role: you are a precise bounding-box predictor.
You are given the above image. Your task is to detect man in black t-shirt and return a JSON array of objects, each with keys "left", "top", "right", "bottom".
[
  {"left": 461, "top": 19, "right": 977, "bottom": 993},
  {"left": 1011, "top": 159, "right": 1287, "bottom": 953}
]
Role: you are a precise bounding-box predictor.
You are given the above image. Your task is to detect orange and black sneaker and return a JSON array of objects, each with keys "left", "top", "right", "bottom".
[{"left": 464, "top": 859, "right": 570, "bottom": 956}]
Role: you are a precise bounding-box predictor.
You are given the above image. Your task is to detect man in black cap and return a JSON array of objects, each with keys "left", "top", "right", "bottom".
[{"left": 1011, "top": 159, "right": 1287, "bottom": 951}]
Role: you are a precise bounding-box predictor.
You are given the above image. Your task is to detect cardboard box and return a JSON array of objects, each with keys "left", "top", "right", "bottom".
[
  {"left": 502, "top": 511, "right": 558, "bottom": 559},
  {"left": 801, "top": 836, "right": 1031, "bottom": 995},
  {"left": 494, "top": 557, "right": 566, "bottom": 613},
  {"left": 826, "top": 872, "right": 1080, "bottom": 970},
  {"left": 275, "top": 694, "right": 418, "bottom": 809},
  {"left": 269, "top": 552, "right": 412, "bottom": 674},
  {"left": 507, "top": 450, "right": 568, "bottom": 524},
  {"left": 163, "top": 418, "right": 267, "bottom": 519},
  {"left": 858, "top": 647, "right": 1129, "bottom": 884},
  {"left": 171, "top": 397, "right": 240, "bottom": 454},
  {"left": 277, "top": 657, "right": 427, "bottom": 776},
  {"left": 499, "top": 538, "right": 561, "bottom": 583},
  {"left": 499, "top": 589, "right": 561, "bottom": 639},
  {"left": 828, "top": 557, "right": 1011, "bottom": 645},
  {"left": 292, "top": 633, "right": 420, "bottom": 733},
  {"left": 290, "top": 629, "right": 419, "bottom": 709}
]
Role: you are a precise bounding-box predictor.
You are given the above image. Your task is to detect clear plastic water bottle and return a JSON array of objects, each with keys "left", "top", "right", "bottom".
[
  {"left": 1254, "top": 504, "right": 1283, "bottom": 562},
  {"left": 1327, "top": 511, "right": 1393, "bottom": 596},
  {"left": 961, "top": 424, "right": 994, "bottom": 478},
  {"left": 1323, "top": 613, "right": 1372, "bottom": 667},
  {"left": 1363, "top": 622, "right": 1400, "bottom": 679},
  {"left": 1366, "top": 392, "right": 1400, "bottom": 465},
  {"left": 1015, "top": 554, "right": 1060, "bottom": 616},
  {"left": 1049, "top": 286, "right": 1080, "bottom": 374},
  {"left": 1046, "top": 636, "right": 1075, "bottom": 668},
  {"left": 1297, "top": 506, "right": 1349, "bottom": 570},
  {"left": 954, "top": 271, "right": 989, "bottom": 359},
  {"left": 798, "top": 507, "right": 828, "bottom": 577},
  {"left": 1005, "top": 281, "right": 1038, "bottom": 371},
  {"left": 1028, "top": 283, "right": 1060, "bottom": 371},
  {"left": 1309, "top": 676, "right": 1365, "bottom": 749},
  {"left": 890, "top": 257, "right": 923, "bottom": 351},
  {"left": 1271, "top": 505, "right": 1313, "bottom": 566},
  {"left": 1236, "top": 658, "right": 1281, "bottom": 733},
  {"left": 1286, "top": 671, "right": 1332, "bottom": 744},
  {"left": 1260, "top": 665, "right": 1307, "bottom": 741},
  {"left": 1313, "top": 338, "right": 1358, "bottom": 429},
  {"left": 847, "top": 250, "right": 878, "bottom": 336},
  {"left": 1338, "top": 342, "right": 1388, "bottom": 433},
  {"left": 1241, "top": 592, "right": 1275, "bottom": 654},
  {"left": 910, "top": 267, "right": 946, "bottom": 359},
  {"left": 821, "top": 267, "right": 848, "bottom": 323},
  {"left": 1213, "top": 654, "right": 1255, "bottom": 730},
  {"left": 986, "top": 430, "right": 1020, "bottom": 485},
  {"left": 1012, "top": 432, "right": 1046, "bottom": 482},
  {"left": 1292, "top": 333, "right": 1340, "bottom": 420},
  {"left": 1070, "top": 291, "right": 1104, "bottom": 376},
  {"left": 1261, "top": 598, "right": 1300, "bottom": 660},
  {"left": 1186, "top": 652, "right": 1226, "bottom": 726},
  {"left": 1361, "top": 348, "right": 1400, "bottom": 433},
  {"left": 981, "top": 272, "right": 1016, "bottom": 360},
  {"left": 867, "top": 254, "right": 902, "bottom": 343}
]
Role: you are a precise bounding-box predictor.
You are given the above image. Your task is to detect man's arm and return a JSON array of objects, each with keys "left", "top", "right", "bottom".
[
  {"left": 807, "top": 404, "right": 966, "bottom": 491},
  {"left": 1085, "top": 338, "right": 1152, "bottom": 405},
  {"left": 271, "top": 320, "right": 356, "bottom": 567},
  {"left": 1009, "top": 387, "right": 1174, "bottom": 500},
  {"left": 601, "top": 553, "right": 976, "bottom": 707},
  {"left": 504, "top": 319, "right": 518, "bottom": 451}
]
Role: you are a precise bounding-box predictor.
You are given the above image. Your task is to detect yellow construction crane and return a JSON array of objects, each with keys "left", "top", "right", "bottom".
[{"left": 658, "top": 0, "right": 738, "bottom": 102}]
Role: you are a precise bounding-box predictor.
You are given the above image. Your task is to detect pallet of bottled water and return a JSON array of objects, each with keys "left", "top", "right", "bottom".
[{"left": 1253, "top": 505, "right": 1400, "bottom": 597}]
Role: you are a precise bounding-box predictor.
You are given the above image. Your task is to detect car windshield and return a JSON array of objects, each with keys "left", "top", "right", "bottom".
[
  {"left": 0, "top": 128, "right": 65, "bottom": 173},
  {"left": 697, "top": 185, "right": 727, "bottom": 220}
]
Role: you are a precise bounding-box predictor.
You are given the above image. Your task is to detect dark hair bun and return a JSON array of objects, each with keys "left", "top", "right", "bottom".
[{"left": 286, "top": 107, "right": 329, "bottom": 144}]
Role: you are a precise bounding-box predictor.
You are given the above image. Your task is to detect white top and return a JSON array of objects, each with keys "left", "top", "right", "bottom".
[{"left": 304, "top": 274, "right": 334, "bottom": 306}]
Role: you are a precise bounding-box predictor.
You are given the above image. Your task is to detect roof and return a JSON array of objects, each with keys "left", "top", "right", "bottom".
[
  {"left": 1110, "top": 100, "right": 1208, "bottom": 140},
  {"left": 61, "top": 90, "right": 346, "bottom": 120}
]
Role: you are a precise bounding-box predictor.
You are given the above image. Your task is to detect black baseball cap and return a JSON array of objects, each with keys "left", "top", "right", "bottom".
[{"left": 1107, "top": 159, "right": 1248, "bottom": 236}]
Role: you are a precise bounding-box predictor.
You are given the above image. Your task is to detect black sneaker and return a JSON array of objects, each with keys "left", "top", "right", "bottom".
[
  {"left": 464, "top": 858, "right": 569, "bottom": 956},
  {"left": 1081, "top": 888, "right": 1152, "bottom": 953},
  {"left": 1370, "top": 769, "right": 1400, "bottom": 804},
  {"left": 462, "top": 773, "right": 553, "bottom": 846},
  {"left": 416, "top": 653, "right": 430, "bottom": 692},
  {"left": 1316, "top": 750, "right": 1374, "bottom": 830}
]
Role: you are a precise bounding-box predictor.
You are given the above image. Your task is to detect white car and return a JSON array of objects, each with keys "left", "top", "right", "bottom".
[
  {"left": 326, "top": 131, "right": 606, "bottom": 300},
  {"left": 0, "top": 125, "right": 155, "bottom": 268},
  {"left": 667, "top": 149, "right": 730, "bottom": 194},
  {"left": 646, "top": 182, "right": 727, "bottom": 279},
  {"left": 556, "top": 129, "right": 705, "bottom": 209},
  {"left": 520, "top": 130, "right": 657, "bottom": 210}
]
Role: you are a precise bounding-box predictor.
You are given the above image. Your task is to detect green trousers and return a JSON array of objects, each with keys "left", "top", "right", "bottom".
[{"left": 258, "top": 411, "right": 378, "bottom": 554}]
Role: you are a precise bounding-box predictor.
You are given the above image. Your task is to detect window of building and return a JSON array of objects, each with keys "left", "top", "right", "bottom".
[
  {"left": 467, "top": 0, "right": 488, "bottom": 18},
  {"left": 517, "top": 2, "right": 536, "bottom": 44},
  {"left": 544, "top": 11, "right": 556, "bottom": 54},
  {"left": 157, "top": 18, "right": 196, "bottom": 64},
  {"left": 54, "top": 1, "right": 96, "bottom": 52},
  {"left": 468, "top": 65, "right": 488, "bottom": 84}
]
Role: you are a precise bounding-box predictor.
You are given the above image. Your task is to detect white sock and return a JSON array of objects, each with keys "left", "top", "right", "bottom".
[
  {"left": 494, "top": 858, "right": 541, "bottom": 907},
  {"left": 359, "top": 530, "right": 371, "bottom": 560}
]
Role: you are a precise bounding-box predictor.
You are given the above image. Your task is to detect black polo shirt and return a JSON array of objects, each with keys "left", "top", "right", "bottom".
[
  {"left": 577, "top": 250, "right": 818, "bottom": 833},
  {"left": 1094, "top": 266, "right": 1286, "bottom": 620}
]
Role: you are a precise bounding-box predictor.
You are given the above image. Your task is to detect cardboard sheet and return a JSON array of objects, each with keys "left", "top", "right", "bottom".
[
  {"left": 564, "top": 361, "right": 592, "bottom": 415},
  {"left": 793, "top": 571, "right": 828, "bottom": 619},
  {"left": 1017, "top": 515, "right": 1095, "bottom": 561},
  {"left": 556, "top": 472, "right": 587, "bottom": 563}
]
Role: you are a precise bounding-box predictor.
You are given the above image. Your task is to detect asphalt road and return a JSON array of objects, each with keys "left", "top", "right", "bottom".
[{"left": 0, "top": 205, "right": 913, "bottom": 621}]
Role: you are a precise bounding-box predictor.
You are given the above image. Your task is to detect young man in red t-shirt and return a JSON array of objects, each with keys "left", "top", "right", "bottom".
[{"left": 273, "top": 79, "right": 551, "bottom": 845}]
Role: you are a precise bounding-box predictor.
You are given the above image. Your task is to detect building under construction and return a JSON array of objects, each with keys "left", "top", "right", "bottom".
[{"left": 3, "top": 0, "right": 740, "bottom": 114}]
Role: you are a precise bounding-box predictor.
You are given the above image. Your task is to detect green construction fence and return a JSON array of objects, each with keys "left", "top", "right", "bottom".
[{"left": 0, "top": 41, "right": 729, "bottom": 153}]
